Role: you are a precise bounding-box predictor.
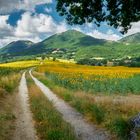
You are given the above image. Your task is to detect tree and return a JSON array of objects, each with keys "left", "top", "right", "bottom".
[
  {"left": 56, "top": 0, "right": 140, "bottom": 34},
  {"left": 41, "top": 55, "right": 46, "bottom": 60},
  {"left": 53, "top": 57, "right": 56, "bottom": 61}
]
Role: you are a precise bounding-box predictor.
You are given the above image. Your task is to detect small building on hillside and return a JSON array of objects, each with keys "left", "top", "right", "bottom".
[{"left": 107, "top": 61, "right": 114, "bottom": 66}]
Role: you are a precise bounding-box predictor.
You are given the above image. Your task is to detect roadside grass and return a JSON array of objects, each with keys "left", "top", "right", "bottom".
[
  {"left": 34, "top": 71, "right": 140, "bottom": 140},
  {"left": 0, "top": 67, "right": 19, "bottom": 75},
  {"left": 0, "top": 93, "right": 17, "bottom": 140},
  {"left": 0, "top": 67, "right": 22, "bottom": 97},
  {"left": 26, "top": 74, "right": 77, "bottom": 140},
  {"left": 0, "top": 74, "right": 21, "bottom": 95},
  {"left": 0, "top": 69, "right": 21, "bottom": 140}
]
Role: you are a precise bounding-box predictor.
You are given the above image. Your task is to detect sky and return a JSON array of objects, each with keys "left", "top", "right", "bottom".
[{"left": 0, "top": 0, "right": 140, "bottom": 48}]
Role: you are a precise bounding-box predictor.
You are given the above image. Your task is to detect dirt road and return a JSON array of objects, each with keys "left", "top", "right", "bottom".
[
  {"left": 13, "top": 72, "right": 37, "bottom": 140},
  {"left": 30, "top": 70, "right": 111, "bottom": 140}
]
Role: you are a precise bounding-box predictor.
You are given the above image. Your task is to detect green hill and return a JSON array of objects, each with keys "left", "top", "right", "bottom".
[
  {"left": 0, "top": 40, "right": 33, "bottom": 55},
  {"left": 25, "top": 30, "right": 108, "bottom": 55},
  {"left": 41, "top": 30, "right": 107, "bottom": 48},
  {"left": 0, "top": 30, "right": 140, "bottom": 62},
  {"left": 119, "top": 32, "right": 140, "bottom": 44}
]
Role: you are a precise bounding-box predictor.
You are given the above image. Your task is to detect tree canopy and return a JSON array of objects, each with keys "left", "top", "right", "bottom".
[{"left": 56, "top": 0, "right": 140, "bottom": 34}]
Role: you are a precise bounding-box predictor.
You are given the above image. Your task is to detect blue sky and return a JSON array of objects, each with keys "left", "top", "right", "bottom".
[{"left": 0, "top": 0, "right": 139, "bottom": 47}]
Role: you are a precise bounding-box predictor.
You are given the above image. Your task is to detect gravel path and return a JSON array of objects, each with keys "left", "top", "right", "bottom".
[
  {"left": 30, "top": 70, "right": 111, "bottom": 140},
  {"left": 13, "top": 72, "right": 37, "bottom": 140}
]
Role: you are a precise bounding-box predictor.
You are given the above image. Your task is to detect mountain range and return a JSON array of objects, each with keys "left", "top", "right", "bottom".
[{"left": 0, "top": 30, "right": 140, "bottom": 61}]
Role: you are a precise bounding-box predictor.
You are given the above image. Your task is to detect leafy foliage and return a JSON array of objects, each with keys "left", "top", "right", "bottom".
[{"left": 56, "top": 0, "right": 140, "bottom": 33}]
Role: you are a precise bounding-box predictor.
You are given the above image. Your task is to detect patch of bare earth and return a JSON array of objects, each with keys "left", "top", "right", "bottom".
[{"left": 30, "top": 70, "right": 111, "bottom": 140}]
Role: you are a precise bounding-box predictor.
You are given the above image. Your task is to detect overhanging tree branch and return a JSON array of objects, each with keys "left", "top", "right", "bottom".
[{"left": 56, "top": 0, "right": 140, "bottom": 34}]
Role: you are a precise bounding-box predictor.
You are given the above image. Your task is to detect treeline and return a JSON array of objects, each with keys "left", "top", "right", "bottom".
[
  {"left": 77, "top": 57, "right": 140, "bottom": 67},
  {"left": 77, "top": 58, "right": 107, "bottom": 66}
]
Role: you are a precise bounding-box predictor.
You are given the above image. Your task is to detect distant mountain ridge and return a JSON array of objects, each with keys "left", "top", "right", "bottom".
[
  {"left": 0, "top": 30, "right": 140, "bottom": 61},
  {"left": 41, "top": 30, "right": 107, "bottom": 48},
  {"left": 119, "top": 32, "right": 140, "bottom": 43},
  {"left": 0, "top": 30, "right": 108, "bottom": 56},
  {"left": 0, "top": 40, "right": 34, "bottom": 55}
]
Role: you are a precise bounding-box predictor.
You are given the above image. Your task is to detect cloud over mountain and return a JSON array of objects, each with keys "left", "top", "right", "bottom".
[
  {"left": 0, "top": 11, "right": 67, "bottom": 47},
  {"left": 0, "top": 0, "right": 130, "bottom": 48},
  {"left": 0, "top": 0, "right": 52, "bottom": 14}
]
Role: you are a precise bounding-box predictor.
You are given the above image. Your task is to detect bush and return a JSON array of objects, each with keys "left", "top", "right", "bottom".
[
  {"left": 109, "top": 117, "right": 131, "bottom": 139},
  {"left": 89, "top": 104, "right": 105, "bottom": 124},
  {"left": 77, "top": 58, "right": 107, "bottom": 66}
]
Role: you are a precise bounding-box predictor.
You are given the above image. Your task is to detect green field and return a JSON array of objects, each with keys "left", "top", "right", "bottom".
[{"left": 0, "top": 60, "right": 140, "bottom": 140}]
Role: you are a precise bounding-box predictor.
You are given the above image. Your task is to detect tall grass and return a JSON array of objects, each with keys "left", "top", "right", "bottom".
[
  {"left": 0, "top": 67, "right": 21, "bottom": 139},
  {"left": 0, "top": 95, "right": 16, "bottom": 140},
  {"left": 0, "top": 68, "right": 21, "bottom": 96},
  {"left": 27, "top": 75, "right": 76, "bottom": 140},
  {"left": 0, "top": 67, "right": 20, "bottom": 75},
  {"left": 34, "top": 72, "right": 140, "bottom": 139}
]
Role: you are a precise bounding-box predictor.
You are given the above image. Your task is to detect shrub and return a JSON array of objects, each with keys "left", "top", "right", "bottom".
[
  {"left": 109, "top": 117, "right": 131, "bottom": 139},
  {"left": 89, "top": 104, "right": 105, "bottom": 124}
]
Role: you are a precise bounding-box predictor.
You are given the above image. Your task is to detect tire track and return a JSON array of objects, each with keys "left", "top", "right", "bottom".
[
  {"left": 13, "top": 72, "right": 37, "bottom": 140},
  {"left": 30, "top": 70, "right": 111, "bottom": 140}
]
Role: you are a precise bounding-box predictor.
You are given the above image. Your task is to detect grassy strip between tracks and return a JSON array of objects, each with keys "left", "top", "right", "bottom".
[{"left": 26, "top": 73, "right": 77, "bottom": 140}]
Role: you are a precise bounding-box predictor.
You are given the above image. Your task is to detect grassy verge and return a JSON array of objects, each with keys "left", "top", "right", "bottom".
[
  {"left": 26, "top": 74, "right": 77, "bottom": 140},
  {"left": 34, "top": 72, "right": 140, "bottom": 140},
  {"left": 0, "top": 71, "right": 21, "bottom": 140}
]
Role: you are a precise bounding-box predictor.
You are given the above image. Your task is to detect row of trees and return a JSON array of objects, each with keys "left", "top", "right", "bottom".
[{"left": 77, "top": 57, "right": 140, "bottom": 67}]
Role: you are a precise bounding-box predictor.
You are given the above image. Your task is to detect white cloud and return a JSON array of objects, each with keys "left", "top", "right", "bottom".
[
  {"left": 87, "top": 30, "right": 121, "bottom": 41},
  {"left": 0, "top": 38, "right": 12, "bottom": 47},
  {"left": 0, "top": 0, "right": 52, "bottom": 14},
  {"left": 0, "top": 12, "right": 68, "bottom": 48},
  {"left": 0, "top": 11, "right": 122, "bottom": 48},
  {"left": 73, "top": 26, "right": 121, "bottom": 41},
  {"left": 0, "top": 10, "right": 124, "bottom": 48},
  {"left": 125, "top": 21, "right": 140, "bottom": 36},
  {"left": 0, "top": 36, "right": 41, "bottom": 48},
  {"left": 45, "top": 8, "right": 52, "bottom": 13},
  {"left": 15, "top": 12, "right": 67, "bottom": 37},
  {"left": 0, "top": 15, "right": 14, "bottom": 38},
  {"left": 20, "top": 0, "right": 52, "bottom": 12},
  {"left": 15, "top": 12, "right": 38, "bottom": 37}
]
